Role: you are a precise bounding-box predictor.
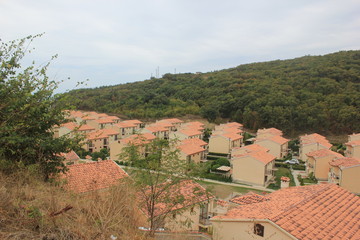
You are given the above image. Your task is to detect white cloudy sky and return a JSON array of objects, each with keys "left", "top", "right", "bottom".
[{"left": 1, "top": 0, "right": 360, "bottom": 92}]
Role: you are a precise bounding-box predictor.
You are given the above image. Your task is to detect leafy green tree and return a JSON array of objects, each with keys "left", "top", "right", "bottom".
[
  {"left": 121, "top": 137, "right": 206, "bottom": 236},
  {"left": 0, "top": 35, "right": 81, "bottom": 180}
]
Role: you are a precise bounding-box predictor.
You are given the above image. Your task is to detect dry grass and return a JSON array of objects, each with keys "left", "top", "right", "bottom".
[{"left": 0, "top": 170, "right": 149, "bottom": 240}]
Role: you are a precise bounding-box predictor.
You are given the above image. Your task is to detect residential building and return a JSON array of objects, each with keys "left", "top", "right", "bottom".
[
  {"left": 211, "top": 184, "right": 360, "bottom": 240},
  {"left": 255, "top": 135, "right": 289, "bottom": 159},
  {"left": 306, "top": 149, "right": 343, "bottom": 180},
  {"left": 157, "top": 118, "right": 183, "bottom": 131},
  {"left": 170, "top": 128, "right": 203, "bottom": 141},
  {"left": 85, "top": 129, "right": 119, "bottom": 152},
  {"left": 87, "top": 117, "right": 116, "bottom": 130},
  {"left": 345, "top": 140, "right": 360, "bottom": 158},
  {"left": 178, "top": 143, "right": 207, "bottom": 164},
  {"left": 142, "top": 125, "right": 169, "bottom": 139},
  {"left": 109, "top": 133, "right": 156, "bottom": 161},
  {"left": 329, "top": 157, "right": 360, "bottom": 194},
  {"left": 112, "top": 121, "right": 137, "bottom": 137},
  {"left": 122, "top": 119, "right": 144, "bottom": 129},
  {"left": 54, "top": 122, "right": 95, "bottom": 138},
  {"left": 231, "top": 151, "right": 275, "bottom": 186},
  {"left": 299, "top": 133, "right": 332, "bottom": 161},
  {"left": 209, "top": 133, "right": 243, "bottom": 155},
  {"left": 60, "top": 160, "right": 128, "bottom": 193},
  {"left": 138, "top": 180, "right": 215, "bottom": 232}
]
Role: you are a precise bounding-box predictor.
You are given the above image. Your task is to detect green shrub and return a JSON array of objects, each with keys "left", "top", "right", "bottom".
[{"left": 292, "top": 165, "right": 306, "bottom": 170}]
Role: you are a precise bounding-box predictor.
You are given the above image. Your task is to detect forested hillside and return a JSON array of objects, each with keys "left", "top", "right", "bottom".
[{"left": 69, "top": 51, "right": 360, "bottom": 135}]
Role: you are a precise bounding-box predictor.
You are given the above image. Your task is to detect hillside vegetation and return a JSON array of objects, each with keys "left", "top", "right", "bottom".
[{"left": 70, "top": 51, "right": 360, "bottom": 135}]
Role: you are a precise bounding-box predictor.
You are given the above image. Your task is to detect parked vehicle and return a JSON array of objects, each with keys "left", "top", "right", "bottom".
[{"left": 285, "top": 159, "right": 299, "bottom": 164}]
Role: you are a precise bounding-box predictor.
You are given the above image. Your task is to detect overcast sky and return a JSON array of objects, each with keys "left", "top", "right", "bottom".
[{"left": 1, "top": 0, "right": 360, "bottom": 92}]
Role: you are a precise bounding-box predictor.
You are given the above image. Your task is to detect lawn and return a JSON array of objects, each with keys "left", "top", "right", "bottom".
[
  {"left": 268, "top": 167, "right": 296, "bottom": 190},
  {"left": 197, "top": 180, "right": 269, "bottom": 199}
]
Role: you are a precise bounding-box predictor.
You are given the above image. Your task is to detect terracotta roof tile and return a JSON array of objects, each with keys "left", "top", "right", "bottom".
[
  {"left": 212, "top": 184, "right": 360, "bottom": 240},
  {"left": 59, "top": 151, "right": 80, "bottom": 161},
  {"left": 230, "top": 192, "right": 269, "bottom": 205},
  {"left": 346, "top": 140, "right": 360, "bottom": 147},
  {"left": 221, "top": 132, "right": 243, "bottom": 141},
  {"left": 178, "top": 144, "right": 205, "bottom": 155},
  {"left": 95, "top": 118, "right": 115, "bottom": 124},
  {"left": 256, "top": 135, "right": 289, "bottom": 145},
  {"left": 329, "top": 157, "right": 360, "bottom": 168},
  {"left": 181, "top": 138, "right": 208, "bottom": 147},
  {"left": 257, "top": 127, "right": 283, "bottom": 136},
  {"left": 145, "top": 126, "right": 168, "bottom": 133},
  {"left": 122, "top": 119, "right": 143, "bottom": 125},
  {"left": 178, "top": 129, "right": 202, "bottom": 137},
  {"left": 232, "top": 144, "right": 269, "bottom": 156},
  {"left": 87, "top": 129, "right": 118, "bottom": 140},
  {"left": 115, "top": 122, "right": 137, "bottom": 128},
  {"left": 306, "top": 149, "right": 343, "bottom": 159},
  {"left": 77, "top": 124, "right": 95, "bottom": 131},
  {"left": 233, "top": 151, "right": 275, "bottom": 164},
  {"left": 121, "top": 133, "right": 156, "bottom": 145},
  {"left": 300, "top": 133, "right": 332, "bottom": 149},
  {"left": 61, "top": 160, "right": 128, "bottom": 193}
]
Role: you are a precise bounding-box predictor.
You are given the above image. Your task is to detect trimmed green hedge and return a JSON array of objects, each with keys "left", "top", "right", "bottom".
[
  {"left": 208, "top": 152, "right": 229, "bottom": 157},
  {"left": 292, "top": 165, "right": 306, "bottom": 170}
]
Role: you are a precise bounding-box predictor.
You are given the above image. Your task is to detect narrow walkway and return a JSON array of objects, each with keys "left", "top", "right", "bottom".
[
  {"left": 291, "top": 168, "right": 300, "bottom": 186},
  {"left": 196, "top": 178, "right": 275, "bottom": 192}
]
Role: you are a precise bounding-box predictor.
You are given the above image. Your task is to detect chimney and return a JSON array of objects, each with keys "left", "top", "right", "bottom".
[{"left": 280, "top": 176, "right": 290, "bottom": 189}]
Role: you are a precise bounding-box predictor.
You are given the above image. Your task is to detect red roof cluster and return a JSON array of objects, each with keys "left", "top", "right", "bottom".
[
  {"left": 230, "top": 192, "right": 269, "bottom": 205},
  {"left": 233, "top": 151, "right": 275, "bottom": 164},
  {"left": 213, "top": 184, "right": 360, "bottom": 240}
]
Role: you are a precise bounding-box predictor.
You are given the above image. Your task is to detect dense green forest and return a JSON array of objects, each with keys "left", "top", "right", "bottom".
[{"left": 69, "top": 51, "right": 360, "bottom": 135}]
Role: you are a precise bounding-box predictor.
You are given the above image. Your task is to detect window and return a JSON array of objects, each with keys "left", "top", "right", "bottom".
[{"left": 254, "top": 223, "right": 264, "bottom": 237}]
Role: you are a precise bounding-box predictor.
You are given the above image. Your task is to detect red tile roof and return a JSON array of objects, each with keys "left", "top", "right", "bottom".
[
  {"left": 145, "top": 126, "right": 168, "bottom": 133},
  {"left": 96, "top": 118, "right": 115, "bottom": 124},
  {"left": 300, "top": 133, "right": 332, "bottom": 148},
  {"left": 329, "top": 157, "right": 360, "bottom": 169},
  {"left": 257, "top": 127, "right": 283, "bottom": 136},
  {"left": 181, "top": 138, "right": 208, "bottom": 147},
  {"left": 87, "top": 129, "right": 118, "bottom": 140},
  {"left": 233, "top": 151, "right": 275, "bottom": 164},
  {"left": 346, "top": 140, "right": 360, "bottom": 147},
  {"left": 151, "top": 122, "right": 174, "bottom": 128},
  {"left": 121, "top": 133, "right": 156, "bottom": 145},
  {"left": 221, "top": 133, "right": 243, "bottom": 141},
  {"left": 59, "top": 151, "right": 80, "bottom": 161},
  {"left": 139, "top": 180, "right": 214, "bottom": 217},
  {"left": 60, "top": 122, "right": 78, "bottom": 130},
  {"left": 178, "top": 129, "right": 202, "bottom": 137},
  {"left": 178, "top": 144, "right": 205, "bottom": 155},
  {"left": 257, "top": 135, "right": 289, "bottom": 145},
  {"left": 61, "top": 160, "right": 128, "bottom": 193},
  {"left": 232, "top": 144, "right": 269, "bottom": 155},
  {"left": 123, "top": 119, "right": 143, "bottom": 125},
  {"left": 212, "top": 184, "right": 360, "bottom": 240},
  {"left": 306, "top": 149, "right": 343, "bottom": 159},
  {"left": 115, "top": 122, "right": 137, "bottom": 128},
  {"left": 77, "top": 124, "right": 95, "bottom": 131},
  {"left": 230, "top": 192, "right": 269, "bottom": 205}
]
